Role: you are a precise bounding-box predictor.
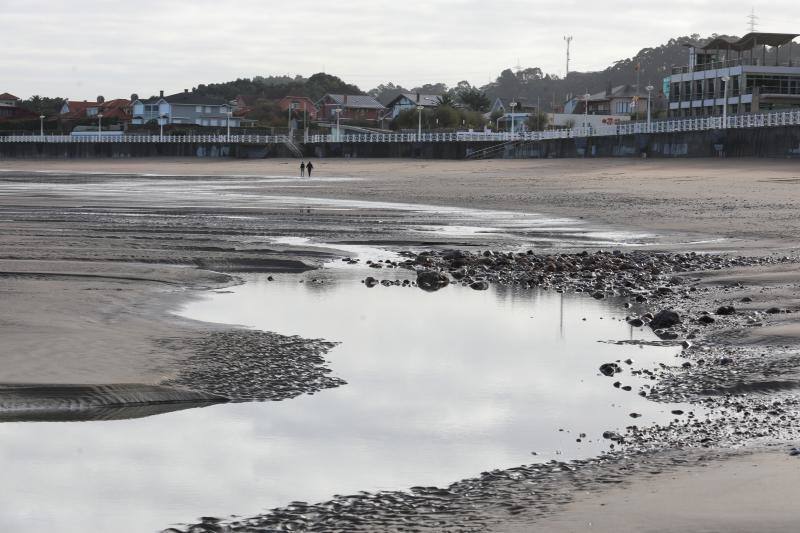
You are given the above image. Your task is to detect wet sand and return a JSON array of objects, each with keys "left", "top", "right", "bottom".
[
  {"left": 1, "top": 158, "right": 799, "bottom": 530},
  {"left": 521, "top": 449, "right": 798, "bottom": 533},
  {"left": 2, "top": 157, "right": 798, "bottom": 253}
]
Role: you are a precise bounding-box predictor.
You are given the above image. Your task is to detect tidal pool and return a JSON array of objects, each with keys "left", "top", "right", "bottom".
[{"left": 0, "top": 267, "right": 691, "bottom": 532}]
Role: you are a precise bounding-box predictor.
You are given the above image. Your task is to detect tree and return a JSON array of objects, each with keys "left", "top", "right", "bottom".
[
  {"left": 436, "top": 93, "right": 456, "bottom": 107},
  {"left": 18, "top": 95, "right": 64, "bottom": 114},
  {"left": 526, "top": 111, "right": 550, "bottom": 131},
  {"left": 457, "top": 88, "right": 490, "bottom": 112}
]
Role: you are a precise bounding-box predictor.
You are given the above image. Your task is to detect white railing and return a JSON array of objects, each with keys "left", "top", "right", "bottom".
[{"left": 3, "top": 110, "right": 800, "bottom": 145}]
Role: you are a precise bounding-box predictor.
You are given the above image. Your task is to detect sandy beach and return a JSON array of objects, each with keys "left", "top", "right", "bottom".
[{"left": 0, "top": 157, "right": 799, "bottom": 531}]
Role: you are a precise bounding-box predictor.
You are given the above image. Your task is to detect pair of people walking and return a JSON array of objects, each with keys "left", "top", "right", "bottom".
[{"left": 299, "top": 161, "right": 314, "bottom": 177}]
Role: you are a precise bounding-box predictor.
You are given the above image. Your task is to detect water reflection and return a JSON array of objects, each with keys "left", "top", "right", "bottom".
[{"left": 0, "top": 270, "right": 688, "bottom": 533}]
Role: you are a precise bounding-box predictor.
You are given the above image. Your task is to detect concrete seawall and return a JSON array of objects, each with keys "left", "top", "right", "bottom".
[{"left": 2, "top": 126, "right": 800, "bottom": 159}]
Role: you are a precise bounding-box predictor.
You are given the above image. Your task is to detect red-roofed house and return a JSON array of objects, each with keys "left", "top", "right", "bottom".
[
  {"left": 0, "top": 93, "right": 20, "bottom": 106},
  {"left": 60, "top": 98, "right": 131, "bottom": 120},
  {"left": 0, "top": 92, "right": 38, "bottom": 121},
  {"left": 278, "top": 96, "right": 317, "bottom": 120}
]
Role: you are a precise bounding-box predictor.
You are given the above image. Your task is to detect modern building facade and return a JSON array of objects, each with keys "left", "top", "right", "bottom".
[
  {"left": 131, "top": 90, "right": 240, "bottom": 127},
  {"left": 667, "top": 32, "right": 800, "bottom": 117}
]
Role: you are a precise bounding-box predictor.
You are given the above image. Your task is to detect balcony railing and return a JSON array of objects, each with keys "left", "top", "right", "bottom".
[
  {"left": 671, "top": 57, "right": 800, "bottom": 75},
  {"left": 2, "top": 110, "right": 800, "bottom": 145}
]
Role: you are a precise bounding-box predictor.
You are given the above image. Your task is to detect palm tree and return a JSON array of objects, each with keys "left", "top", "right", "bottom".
[{"left": 436, "top": 93, "right": 455, "bottom": 107}]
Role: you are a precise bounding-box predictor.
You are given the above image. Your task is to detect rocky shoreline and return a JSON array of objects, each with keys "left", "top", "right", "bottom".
[{"left": 171, "top": 248, "right": 800, "bottom": 532}]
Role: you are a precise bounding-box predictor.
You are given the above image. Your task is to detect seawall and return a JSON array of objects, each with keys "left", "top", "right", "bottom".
[{"left": 2, "top": 126, "right": 800, "bottom": 159}]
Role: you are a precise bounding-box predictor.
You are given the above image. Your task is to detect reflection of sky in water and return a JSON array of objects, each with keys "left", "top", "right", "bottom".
[{"left": 0, "top": 270, "right": 689, "bottom": 532}]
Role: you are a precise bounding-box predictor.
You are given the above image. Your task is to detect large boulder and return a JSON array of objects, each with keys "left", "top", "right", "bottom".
[
  {"left": 416, "top": 270, "right": 450, "bottom": 292},
  {"left": 649, "top": 309, "right": 681, "bottom": 329}
]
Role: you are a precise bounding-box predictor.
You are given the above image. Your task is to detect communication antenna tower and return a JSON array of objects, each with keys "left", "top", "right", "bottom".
[
  {"left": 747, "top": 8, "right": 759, "bottom": 32},
  {"left": 564, "top": 36, "right": 573, "bottom": 77}
]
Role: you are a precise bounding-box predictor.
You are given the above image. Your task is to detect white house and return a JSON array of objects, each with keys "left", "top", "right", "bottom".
[
  {"left": 131, "top": 90, "right": 240, "bottom": 127},
  {"left": 385, "top": 93, "right": 441, "bottom": 118}
]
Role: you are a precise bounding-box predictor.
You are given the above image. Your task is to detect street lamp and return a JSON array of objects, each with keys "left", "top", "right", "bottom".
[
  {"left": 333, "top": 108, "right": 342, "bottom": 141},
  {"left": 39, "top": 115, "right": 45, "bottom": 137},
  {"left": 159, "top": 114, "right": 167, "bottom": 139},
  {"left": 583, "top": 93, "right": 590, "bottom": 132},
  {"left": 645, "top": 85, "right": 654, "bottom": 131},
  {"left": 227, "top": 110, "right": 232, "bottom": 139},
  {"left": 97, "top": 113, "right": 103, "bottom": 134},
  {"left": 721, "top": 75, "right": 730, "bottom": 128},
  {"left": 510, "top": 101, "right": 518, "bottom": 137},
  {"left": 417, "top": 105, "right": 424, "bottom": 138}
]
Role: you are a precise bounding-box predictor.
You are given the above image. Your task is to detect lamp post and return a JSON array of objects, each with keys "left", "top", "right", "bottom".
[
  {"left": 227, "top": 110, "right": 232, "bottom": 140},
  {"left": 721, "top": 75, "right": 730, "bottom": 128},
  {"left": 159, "top": 114, "right": 166, "bottom": 139},
  {"left": 333, "top": 108, "right": 342, "bottom": 141},
  {"left": 417, "top": 105, "right": 424, "bottom": 138},
  {"left": 97, "top": 113, "right": 103, "bottom": 134},
  {"left": 645, "top": 84, "right": 654, "bottom": 131},
  {"left": 39, "top": 115, "right": 45, "bottom": 137},
  {"left": 510, "top": 101, "right": 518, "bottom": 138},
  {"left": 583, "top": 93, "right": 590, "bottom": 132}
]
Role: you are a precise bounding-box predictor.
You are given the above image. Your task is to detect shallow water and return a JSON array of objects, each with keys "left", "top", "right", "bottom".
[
  {"left": 0, "top": 174, "right": 660, "bottom": 249},
  {"left": 0, "top": 265, "right": 691, "bottom": 532}
]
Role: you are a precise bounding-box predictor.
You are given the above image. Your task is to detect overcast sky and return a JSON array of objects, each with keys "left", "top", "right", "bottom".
[{"left": 4, "top": 0, "right": 799, "bottom": 100}]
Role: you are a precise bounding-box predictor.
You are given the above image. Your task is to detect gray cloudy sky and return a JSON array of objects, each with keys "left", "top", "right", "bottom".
[{"left": 4, "top": 0, "right": 799, "bottom": 99}]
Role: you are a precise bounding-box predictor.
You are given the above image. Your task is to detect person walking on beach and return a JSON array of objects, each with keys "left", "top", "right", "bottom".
[
  {"left": 306, "top": 161, "right": 314, "bottom": 178},
  {"left": 300, "top": 161, "right": 305, "bottom": 177}
]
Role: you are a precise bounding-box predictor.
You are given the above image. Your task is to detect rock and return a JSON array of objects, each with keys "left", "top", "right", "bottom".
[
  {"left": 650, "top": 310, "right": 681, "bottom": 329},
  {"left": 740, "top": 297, "right": 753, "bottom": 303},
  {"left": 599, "top": 362, "right": 622, "bottom": 377},
  {"left": 627, "top": 318, "right": 644, "bottom": 327},
  {"left": 716, "top": 305, "right": 736, "bottom": 316},
  {"left": 602, "top": 431, "right": 623, "bottom": 441},
  {"left": 470, "top": 280, "right": 489, "bottom": 291},
  {"left": 592, "top": 291, "right": 605, "bottom": 300},
  {"left": 364, "top": 277, "right": 378, "bottom": 288},
  {"left": 766, "top": 307, "right": 782, "bottom": 314},
  {"left": 267, "top": 276, "right": 274, "bottom": 281},
  {"left": 629, "top": 413, "right": 642, "bottom": 418},
  {"left": 416, "top": 270, "right": 450, "bottom": 292},
  {"left": 451, "top": 269, "right": 467, "bottom": 280},
  {"left": 671, "top": 410, "right": 685, "bottom": 415},
  {"left": 698, "top": 315, "right": 716, "bottom": 324}
]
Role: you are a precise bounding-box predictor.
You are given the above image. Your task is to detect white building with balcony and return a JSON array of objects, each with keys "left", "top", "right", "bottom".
[
  {"left": 667, "top": 32, "right": 800, "bottom": 117},
  {"left": 131, "top": 90, "right": 240, "bottom": 127}
]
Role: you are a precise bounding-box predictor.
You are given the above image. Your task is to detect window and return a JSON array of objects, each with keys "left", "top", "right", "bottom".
[
  {"left": 196, "top": 106, "right": 202, "bottom": 113},
  {"left": 210, "top": 119, "right": 218, "bottom": 126},
  {"left": 204, "top": 106, "right": 211, "bottom": 113}
]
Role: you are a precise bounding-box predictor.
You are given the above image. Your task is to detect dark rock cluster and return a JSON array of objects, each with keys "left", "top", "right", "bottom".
[{"left": 361, "top": 250, "right": 782, "bottom": 299}]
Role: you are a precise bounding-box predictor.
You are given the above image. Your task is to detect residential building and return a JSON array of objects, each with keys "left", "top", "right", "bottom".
[
  {"left": 316, "top": 94, "right": 386, "bottom": 123},
  {"left": 0, "top": 92, "right": 38, "bottom": 121},
  {"left": 60, "top": 98, "right": 131, "bottom": 121},
  {"left": 488, "top": 97, "right": 537, "bottom": 116},
  {"left": 385, "top": 93, "right": 441, "bottom": 118},
  {"left": 278, "top": 96, "right": 318, "bottom": 120},
  {"left": 0, "top": 92, "right": 20, "bottom": 107},
  {"left": 131, "top": 90, "right": 241, "bottom": 127},
  {"left": 667, "top": 32, "right": 800, "bottom": 116},
  {"left": 565, "top": 85, "right": 650, "bottom": 116}
]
